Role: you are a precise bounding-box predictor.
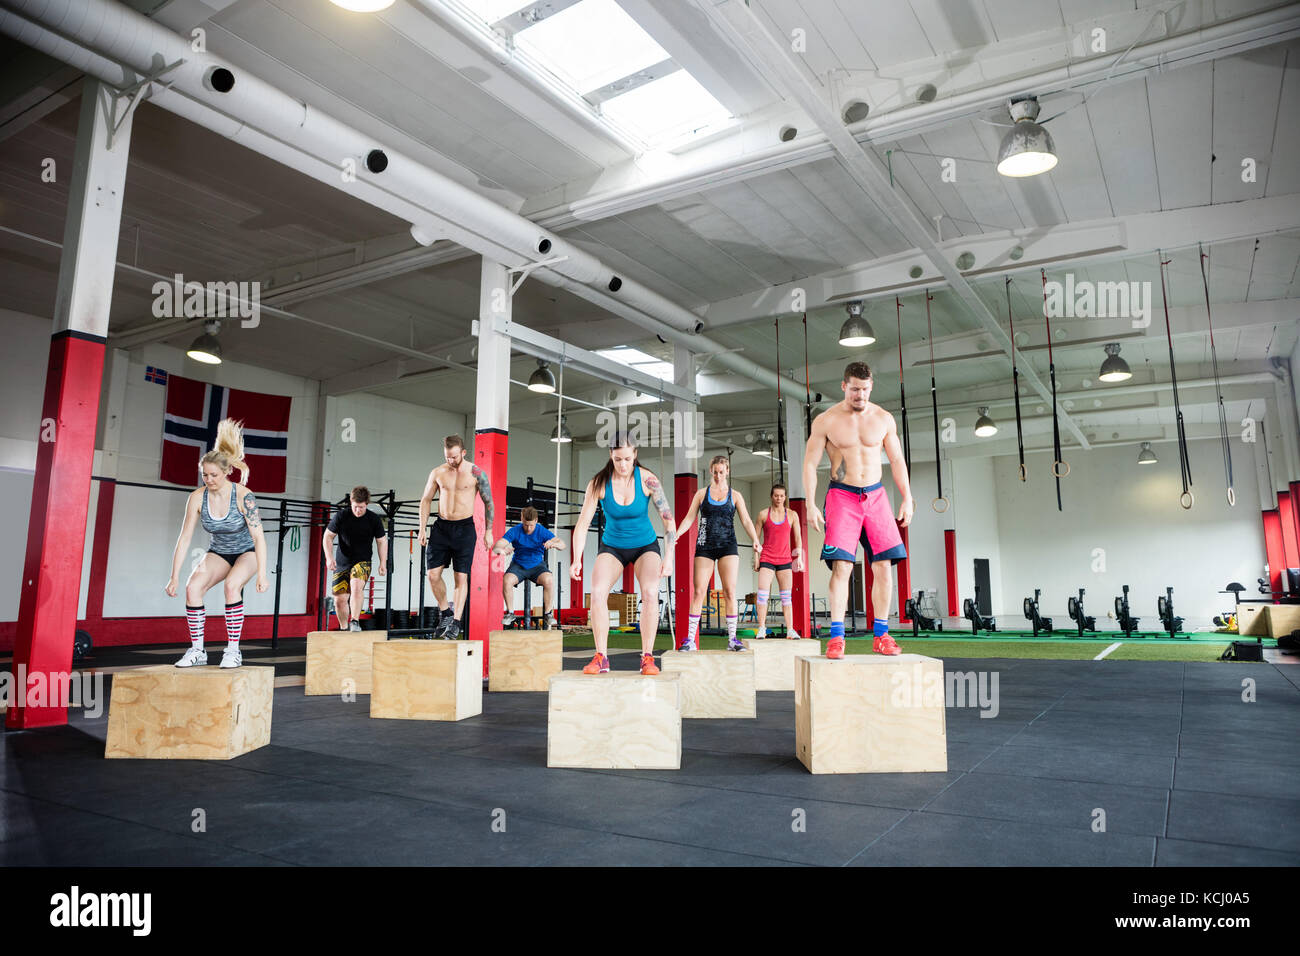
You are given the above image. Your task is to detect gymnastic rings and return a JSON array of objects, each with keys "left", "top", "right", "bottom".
[
  {"left": 1052, "top": 460, "right": 1071, "bottom": 478},
  {"left": 1226, "top": 487, "right": 1236, "bottom": 507},
  {"left": 1180, "top": 490, "right": 1195, "bottom": 510},
  {"left": 932, "top": 496, "right": 950, "bottom": 514},
  {"left": 1018, "top": 463, "right": 1027, "bottom": 482}
]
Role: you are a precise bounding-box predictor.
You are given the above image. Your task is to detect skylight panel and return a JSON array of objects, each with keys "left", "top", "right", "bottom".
[
  {"left": 601, "top": 70, "right": 732, "bottom": 146},
  {"left": 515, "top": 0, "right": 670, "bottom": 95}
]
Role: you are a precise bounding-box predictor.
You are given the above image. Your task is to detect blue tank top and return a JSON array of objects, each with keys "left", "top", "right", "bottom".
[
  {"left": 697, "top": 485, "right": 736, "bottom": 549},
  {"left": 202, "top": 484, "right": 255, "bottom": 554},
  {"left": 601, "top": 466, "right": 657, "bottom": 548}
]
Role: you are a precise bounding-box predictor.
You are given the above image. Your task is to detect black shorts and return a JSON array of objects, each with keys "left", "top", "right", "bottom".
[
  {"left": 426, "top": 517, "right": 477, "bottom": 574},
  {"left": 506, "top": 561, "right": 548, "bottom": 585},
  {"left": 695, "top": 544, "right": 738, "bottom": 562},
  {"left": 209, "top": 549, "right": 254, "bottom": 567},
  {"left": 598, "top": 541, "right": 660, "bottom": 567},
  {"left": 759, "top": 561, "right": 793, "bottom": 572}
]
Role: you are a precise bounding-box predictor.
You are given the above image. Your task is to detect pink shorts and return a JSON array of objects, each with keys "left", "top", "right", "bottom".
[{"left": 821, "top": 481, "right": 907, "bottom": 568}]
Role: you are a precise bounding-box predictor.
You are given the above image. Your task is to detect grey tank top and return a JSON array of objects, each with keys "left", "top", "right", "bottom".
[{"left": 203, "top": 485, "right": 254, "bottom": 554}]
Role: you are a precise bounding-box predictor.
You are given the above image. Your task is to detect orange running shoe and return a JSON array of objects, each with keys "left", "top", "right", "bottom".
[
  {"left": 639, "top": 652, "right": 660, "bottom": 676},
  {"left": 582, "top": 653, "right": 610, "bottom": 674},
  {"left": 873, "top": 634, "right": 901, "bottom": 656},
  {"left": 826, "top": 636, "right": 845, "bottom": 659}
]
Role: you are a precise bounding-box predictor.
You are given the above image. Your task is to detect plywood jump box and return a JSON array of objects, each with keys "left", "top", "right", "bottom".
[
  {"left": 305, "top": 630, "right": 388, "bottom": 696},
  {"left": 105, "top": 665, "right": 274, "bottom": 760},
  {"left": 659, "top": 649, "right": 756, "bottom": 717},
  {"left": 795, "top": 654, "right": 947, "bottom": 774},
  {"left": 547, "top": 672, "right": 683, "bottom": 769},
  {"left": 741, "top": 637, "right": 823, "bottom": 691},
  {"left": 487, "top": 629, "right": 563, "bottom": 692},
  {"left": 370, "top": 641, "right": 482, "bottom": 721}
]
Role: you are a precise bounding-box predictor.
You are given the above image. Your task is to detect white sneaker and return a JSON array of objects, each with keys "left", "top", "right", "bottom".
[
  {"left": 754, "top": 628, "right": 767, "bottom": 640},
  {"left": 175, "top": 646, "right": 207, "bottom": 668},
  {"left": 219, "top": 645, "right": 242, "bottom": 668},
  {"left": 348, "top": 620, "right": 362, "bottom": 632},
  {"left": 787, "top": 630, "right": 802, "bottom": 640}
]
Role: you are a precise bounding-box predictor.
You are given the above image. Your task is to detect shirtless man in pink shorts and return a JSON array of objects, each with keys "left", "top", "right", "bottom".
[{"left": 803, "top": 361, "right": 914, "bottom": 658}]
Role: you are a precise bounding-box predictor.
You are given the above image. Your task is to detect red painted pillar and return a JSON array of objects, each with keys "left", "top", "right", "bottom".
[
  {"left": 84, "top": 478, "right": 116, "bottom": 625},
  {"left": 1278, "top": 492, "right": 1299, "bottom": 570},
  {"left": 674, "top": 474, "right": 697, "bottom": 647},
  {"left": 471, "top": 428, "right": 508, "bottom": 675},
  {"left": 8, "top": 334, "right": 106, "bottom": 729},
  {"left": 1290, "top": 481, "right": 1300, "bottom": 563},
  {"left": 896, "top": 524, "right": 911, "bottom": 625},
  {"left": 1262, "top": 510, "right": 1284, "bottom": 597},
  {"left": 789, "top": 498, "right": 811, "bottom": 638},
  {"left": 944, "top": 529, "right": 958, "bottom": 617}
]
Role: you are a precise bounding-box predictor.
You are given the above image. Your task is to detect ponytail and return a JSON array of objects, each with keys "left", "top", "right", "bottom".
[{"left": 200, "top": 418, "right": 250, "bottom": 486}]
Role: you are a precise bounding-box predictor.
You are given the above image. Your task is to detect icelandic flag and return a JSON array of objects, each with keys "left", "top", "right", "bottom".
[
  {"left": 160, "top": 375, "right": 291, "bottom": 492},
  {"left": 145, "top": 365, "right": 168, "bottom": 385}
]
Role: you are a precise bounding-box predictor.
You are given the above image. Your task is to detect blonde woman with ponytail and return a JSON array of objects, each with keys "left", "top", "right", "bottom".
[{"left": 164, "top": 419, "right": 269, "bottom": 668}]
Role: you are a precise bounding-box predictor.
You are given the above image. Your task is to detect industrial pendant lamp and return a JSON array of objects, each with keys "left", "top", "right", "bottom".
[
  {"left": 187, "top": 320, "right": 222, "bottom": 365},
  {"left": 752, "top": 431, "right": 773, "bottom": 456},
  {"left": 1137, "top": 442, "right": 1158, "bottom": 465},
  {"left": 1098, "top": 343, "right": 1132, "bottom": 382},
  {"left": 550, "top": 416, "right": 572, "bottom": 443},
  {"left": 329, "top": 0, "right": 395, "bottom": 12},
  {"left": 974, "top": 407, "right": 998, "bottom": 437},
  {"left": 528, "top": 360, "right": 557, "bottom": 393},
  {"left": 838, "top": 300, "right": 876, "bottom": 347},
  {"left": 997, "top": 96, "right": 1058, "bottom": 177}
]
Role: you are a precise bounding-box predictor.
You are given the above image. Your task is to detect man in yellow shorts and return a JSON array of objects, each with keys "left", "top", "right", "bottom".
[{"left": 323, "top": 486, "right": 388, "bottom": 631}]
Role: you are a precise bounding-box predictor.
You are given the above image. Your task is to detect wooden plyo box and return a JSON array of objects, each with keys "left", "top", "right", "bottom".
[
  {"left": 105, "top": 665, "right": 273, "bottom": 760},
  {"left": 795, "top": 654, "right": 947, "bottom": 774},
  {"left": 547, "top": 672, "right": 682, "bottom": 769},
  {"left": 370, "top": 641, "right": 482, "bottom": 721},
  {"left": 741, "top": 637, "right": 823, "bottom": 691},
  {"left": 1264, "top": 604, "right": 1300, "bottom": 637},
  {"left": 488, "top": 629, "right": 563, "bottom": 692},
  {"left": 305, "top": 630, "right": 388, "bottom": 696},
  {"left": 659, "top": 649, "right": 756, "bottom": 718},
  {"left": 1237, "top": 604, "right": 1268, "bottom": 637}
]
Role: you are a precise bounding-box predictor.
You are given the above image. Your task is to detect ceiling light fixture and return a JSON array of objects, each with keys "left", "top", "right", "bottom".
[
  {"left": 997, "top": 96, "right": 1058, "bottom": 177},
  {"left": 838, "top": 300, "right": 876, "bottom": 347}
]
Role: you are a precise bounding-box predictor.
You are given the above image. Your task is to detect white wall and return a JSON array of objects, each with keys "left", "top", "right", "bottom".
[{"left": 991, "top": 438, "right": 1265, "bottom": 630}]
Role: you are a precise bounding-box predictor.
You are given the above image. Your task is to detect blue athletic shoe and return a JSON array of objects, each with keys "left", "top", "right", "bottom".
[
  {"left": 679, "top": 636, "right": 697, "bottom": 651},
  {"left": 727, "top": 636, "right": 746, "bottom": 652}
]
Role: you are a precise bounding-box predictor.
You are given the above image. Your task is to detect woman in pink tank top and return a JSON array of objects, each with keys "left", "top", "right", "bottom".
[{"left": 753, "top": 483, "right": 804, "bottom": 638}]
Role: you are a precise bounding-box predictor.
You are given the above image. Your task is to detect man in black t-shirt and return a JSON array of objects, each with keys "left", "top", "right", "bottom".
[{"left": 323, "top": 486, "right": 389, "bottom": 631}]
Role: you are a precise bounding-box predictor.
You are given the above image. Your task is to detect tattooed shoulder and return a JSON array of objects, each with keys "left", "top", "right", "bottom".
[{"left": 242, "top": 491, "right": 262, "bottom": 528}]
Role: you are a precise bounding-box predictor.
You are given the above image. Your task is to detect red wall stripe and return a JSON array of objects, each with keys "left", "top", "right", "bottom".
[
  {"left": 1278, "top": 492, "right": 1299, "bottom": 570},
  {"left": 944, "top": 529, "right": 958, "bottom": 617},
  {"left": 1262, "top": 510, "right": 1285, "bottom": 598},
  {"left": 896, "top": 524, "right": 911, "bottom": 624}
]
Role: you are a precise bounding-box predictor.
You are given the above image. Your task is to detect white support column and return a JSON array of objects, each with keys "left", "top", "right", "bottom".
[
  {"left": 672, "top": 343, "right": 698, "bottom": 475},
  {"left": 784, "top": 398, "right": 806, "bottom": 498},
  {"left": 476, "top": 259, "right": 512, "bottom": 433}
]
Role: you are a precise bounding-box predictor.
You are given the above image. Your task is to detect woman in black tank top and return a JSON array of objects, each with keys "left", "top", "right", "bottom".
[{"left": 672, "top": 456, "right": 760, "bottom": 651}]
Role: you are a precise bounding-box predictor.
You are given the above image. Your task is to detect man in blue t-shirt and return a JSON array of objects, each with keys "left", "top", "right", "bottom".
[{"left": 492, "top": 506, "right": 567, "bottom": 628}]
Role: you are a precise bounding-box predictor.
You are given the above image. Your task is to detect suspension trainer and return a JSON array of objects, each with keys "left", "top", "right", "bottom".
[
  {"left": 775, "top": 316, "right": 786, "bottom": 484},
  {"left": 895, "top": 297, "right": 912, "bottom": 474},
  {"left": 925, "top": 290, "right": 949, "bottom": 513},
  {"left": 1040, "top": 269, "right": 1069, "bottom": 511},
  {"left": 1004, "top": 277, "right": 1026, "bottom": 482},
  {"left": 802, "top": 312, "right": 813, "bottom": 440},
  {"left": 1158, "top": 252, "right": 1194, "bottom": 509},
  {"left": 1198, "top": 244, "right": 1234, "bottom": 506}
]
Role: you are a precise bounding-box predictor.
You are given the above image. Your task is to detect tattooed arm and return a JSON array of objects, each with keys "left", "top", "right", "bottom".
[
  {"left": 643, "top": 470, "right": 676, "bottom": 577},
  {"left": 471, "top": 464, "right": 495, "bottom": 551},
  {"left": 240, "top": 487, "right": 270, "bottom": 592}
]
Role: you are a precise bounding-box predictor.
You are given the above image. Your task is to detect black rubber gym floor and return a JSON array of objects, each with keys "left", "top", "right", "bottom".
[{"left": 3, "top": 641, "right": 1298, "bottom": 866}]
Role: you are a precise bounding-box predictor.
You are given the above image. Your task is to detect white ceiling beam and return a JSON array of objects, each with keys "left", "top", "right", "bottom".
[
  {"left": 701, "top": 0, "right": 1092, "bottom": 451},
  {"left": 521, "top": 4, "right": 1300, "bottom": 226},
  {"left": 701, "top": 196, "right": 1300, "bottom": 328}
]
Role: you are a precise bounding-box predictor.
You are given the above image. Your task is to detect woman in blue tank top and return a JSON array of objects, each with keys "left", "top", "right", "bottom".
[
  {"left": 673, "top": 456, "right": 760, "bottom": 652},
  {"left": 164, "top": 419, "right": 269, "bottom": 670},
  {"left": 569, "top": 433, "right": 677, "bottom": 676}
]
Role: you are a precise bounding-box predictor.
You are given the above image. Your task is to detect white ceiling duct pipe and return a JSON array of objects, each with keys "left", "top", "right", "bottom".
[{"left": 1, "top": 0, "right": 708, "bottom": 336}]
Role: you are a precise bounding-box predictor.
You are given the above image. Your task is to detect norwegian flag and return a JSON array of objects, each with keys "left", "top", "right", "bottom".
[{"left": 160, "top": 375, "right": 291, "bottom": 492}]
